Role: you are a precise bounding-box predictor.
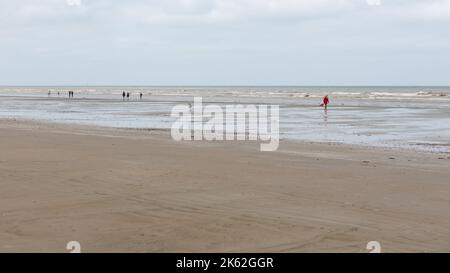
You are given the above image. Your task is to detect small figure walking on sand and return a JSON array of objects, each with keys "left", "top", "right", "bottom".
[
  {"left": 140, "top": 92, "right": 143, "bottom": 100},
  {"left": 321, "top": 95, "right": 329, "bottom": 110},
  {"left": 48, "top": 90, "right": 51, "bottom": 97},
  {"left": 127, "top": 92, "right": 130, "bottom": 101},
  {"left": 122, "top": 91, "right": 126, "bottom": 101}
]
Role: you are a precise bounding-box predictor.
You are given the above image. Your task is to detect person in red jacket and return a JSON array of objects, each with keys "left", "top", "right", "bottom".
[{"left": 321, "top": 95, "right": 329, "bottom": 110}]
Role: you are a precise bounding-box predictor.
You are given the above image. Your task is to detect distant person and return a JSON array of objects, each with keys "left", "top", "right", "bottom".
[
  {"left": 122, "top": 91, "right": 126, "bottom": 101},
  {"left": 140, "top": 92, "right": 143, "bottom": 100},
  {"left": 48, "top": 91, "right": 51, "bottom": 97},
  {"left": 321, "top": 95, "right": 329, "bottom": 110},
  {"left": 127, "top": 92, "right": 130, "bottom": 101},
  {"left": 58, "top": 91, "right": 60, "bottom": 97}
]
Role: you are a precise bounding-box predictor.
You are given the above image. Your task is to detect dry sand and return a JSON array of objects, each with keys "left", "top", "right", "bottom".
[{"left": 0, "top": 119, "right": 449, "bottom": 253}]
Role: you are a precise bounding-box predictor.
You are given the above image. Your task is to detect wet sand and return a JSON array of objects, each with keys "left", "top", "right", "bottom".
[
  {"left": 0, "top": 119, "right": 449, "bottom": 252},
  {"left": 2, "top": 93, "right": 450, "bottom": 153}
]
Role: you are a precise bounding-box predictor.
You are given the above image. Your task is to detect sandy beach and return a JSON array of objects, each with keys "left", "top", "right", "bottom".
[{"left": 0, "top": 119, "right": 449, "bottom": 253}]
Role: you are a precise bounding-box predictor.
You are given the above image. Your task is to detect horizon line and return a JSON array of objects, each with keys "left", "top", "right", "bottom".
[{"left": 1, "top": 85, "right": 450, "bottom": 88}]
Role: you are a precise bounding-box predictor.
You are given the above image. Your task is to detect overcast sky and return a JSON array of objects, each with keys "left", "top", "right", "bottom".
[{"left": 1, "top": 0, "right": 449, "bottom": 86}]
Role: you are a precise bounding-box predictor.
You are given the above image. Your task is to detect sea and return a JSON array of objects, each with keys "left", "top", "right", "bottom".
[{"left": 1, "top": 86, "right": 450, "bottom": 153}]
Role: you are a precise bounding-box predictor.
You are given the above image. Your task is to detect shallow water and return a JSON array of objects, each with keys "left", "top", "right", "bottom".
[{"left": 1, "top": 86, "right": 450, "bottom": 153}]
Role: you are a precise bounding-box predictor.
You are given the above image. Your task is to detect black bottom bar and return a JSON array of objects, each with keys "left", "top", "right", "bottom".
[{"left": 1, "top": 253, "right": 446, "bottom": 272}]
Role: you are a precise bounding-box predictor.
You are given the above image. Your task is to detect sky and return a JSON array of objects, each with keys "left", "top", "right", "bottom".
[{"left": 0, "top": 0, "right": 450, "bottom": 86}]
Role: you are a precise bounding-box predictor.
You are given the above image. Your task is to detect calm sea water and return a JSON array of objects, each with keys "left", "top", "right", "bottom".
[{"left": 1, "top": 86, "right": 450, "bottom": 153}]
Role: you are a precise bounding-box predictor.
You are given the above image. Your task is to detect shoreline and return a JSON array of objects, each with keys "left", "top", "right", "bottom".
[
  {"left": 1, "top": 119, "right": 449, "bottom": 252},
  {"left": 2, "top": 117, "right": 450, "bottom": 157},
  {"left": 2, "top": 90, "right": 450, "bottom": 154}
]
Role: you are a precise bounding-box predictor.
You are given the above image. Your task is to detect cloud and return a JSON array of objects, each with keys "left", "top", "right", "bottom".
[
  {"left": 0, "top": 0, "right": 449, "bottom": 85},
  {"left": 366, "top": 0, "right": 382, "bottom": 6},
  {"left": 66, "top": 0, "right": 82, "bottom": 6},
  {"left": 2, "top": 0, "right": 450, "bottom": 25}
]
